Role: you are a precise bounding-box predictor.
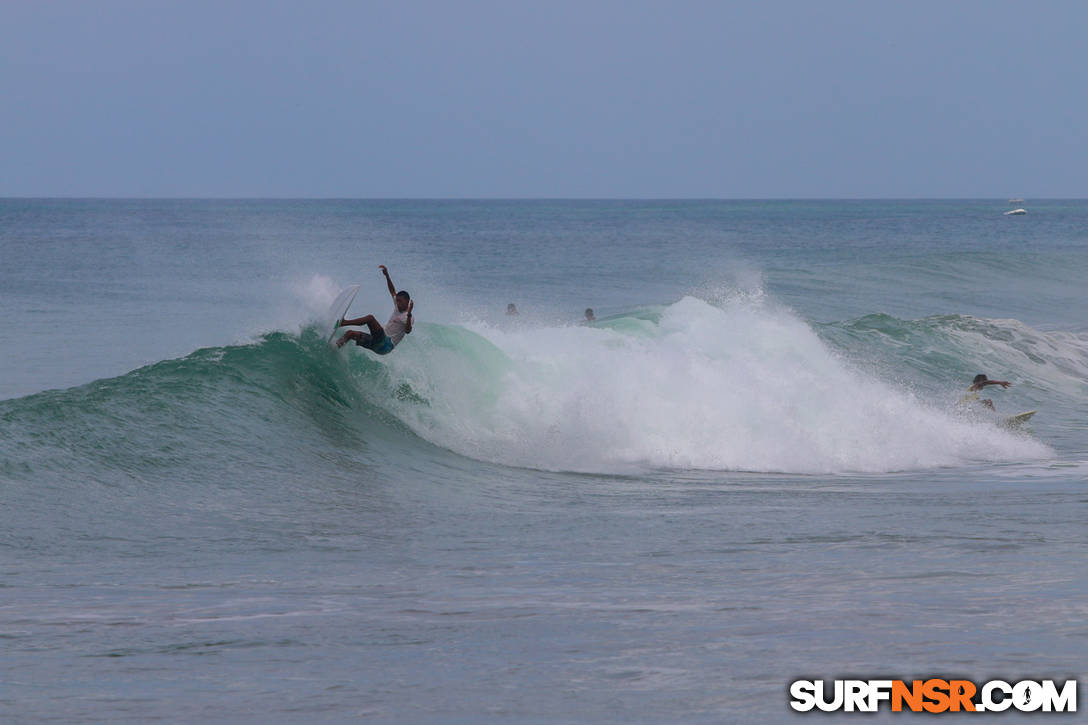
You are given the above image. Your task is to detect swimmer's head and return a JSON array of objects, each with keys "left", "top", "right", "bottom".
[
  {"left": 972, "top": 374, "right": 988, "bottom": 384},
  {"left": 395, "top": 290, "right": 411, "bottom": 311}
]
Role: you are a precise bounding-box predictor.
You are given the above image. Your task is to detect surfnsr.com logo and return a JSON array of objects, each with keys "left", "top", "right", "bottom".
[{"left": 789, "top": 679, "right": 1077, "bottom": 713}]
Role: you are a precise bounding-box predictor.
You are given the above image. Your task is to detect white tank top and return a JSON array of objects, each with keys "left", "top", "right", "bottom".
[{"left": 385, "top": 303, "right": 410, "bottom": 346}]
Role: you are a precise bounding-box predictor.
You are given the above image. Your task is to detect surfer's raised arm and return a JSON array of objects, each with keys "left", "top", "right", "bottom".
[{"left": 379, "top": 265, "right": 397, "bottom": 298}]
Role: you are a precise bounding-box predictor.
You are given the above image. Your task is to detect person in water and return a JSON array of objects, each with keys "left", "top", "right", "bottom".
[
  {"left": 963, "top": 373, "right": 1011, "bottom": 410},
  {"left": 583, "top": 308, "right": 596, "bottom": 323},
  {"left": 506, "top": 303, "right": 519, "bottom": 316},
  {"left": 336, "top": 265, "right": 413, "bottom": 354}
]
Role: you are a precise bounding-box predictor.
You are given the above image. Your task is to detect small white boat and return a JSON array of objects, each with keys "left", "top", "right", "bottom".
[
  {"left": 1008, "top": 198, "right": 1024, "bottom": 204},
  {"left": 1004, "top": 208, "right": 1027, "bottom": 215}
]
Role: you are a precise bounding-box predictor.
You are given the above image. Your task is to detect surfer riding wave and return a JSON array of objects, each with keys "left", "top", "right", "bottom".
[{"left": 336, "top": 265, "right": 413, "bottom": 354}]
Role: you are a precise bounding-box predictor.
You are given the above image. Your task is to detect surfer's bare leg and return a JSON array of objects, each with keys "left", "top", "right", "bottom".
[
  {"left": 340, "top": 314, "right": 384, "bottom": 338},
  {"left": 336, "top": 330, "right": 364, "bottom": 348},
  {"left": 336, "top": 315, "right": 386, "bottom": 348}
]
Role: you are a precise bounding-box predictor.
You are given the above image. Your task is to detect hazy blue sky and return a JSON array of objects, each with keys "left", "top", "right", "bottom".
[{"left": 3, "top": 1, "right": 1086, "bottom": 197}]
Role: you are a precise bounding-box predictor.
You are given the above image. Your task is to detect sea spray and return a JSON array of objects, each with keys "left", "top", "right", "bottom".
[{"left": 377, "top": 295, "right": 1052, "bottom": 474}]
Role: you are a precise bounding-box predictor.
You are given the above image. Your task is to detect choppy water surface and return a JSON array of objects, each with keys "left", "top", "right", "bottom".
[{"left": 2, "top": 200, "right": 1085, "bottom": 723}]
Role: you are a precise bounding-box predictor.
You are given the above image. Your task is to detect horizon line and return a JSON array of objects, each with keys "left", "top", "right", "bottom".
[{"left": 0, "top": 196, "right": 1076, "bottom": 202}]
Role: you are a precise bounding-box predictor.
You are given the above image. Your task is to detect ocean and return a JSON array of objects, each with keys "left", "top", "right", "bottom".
[{"left": 1, "top": 199, "right": 1085, "bottom": 723}]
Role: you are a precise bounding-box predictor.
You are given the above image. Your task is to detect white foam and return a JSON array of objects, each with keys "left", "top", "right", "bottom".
[
  {"left": 381, "top": 295, "right": 1053, "bottom": 474},
  {"left": 292, "top": 273, "right": 343, "bottom": 322}
]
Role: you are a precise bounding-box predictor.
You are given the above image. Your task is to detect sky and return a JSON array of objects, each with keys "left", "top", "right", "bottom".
[{"left": 2, "top": 0, "right": 1086, "bottom": 198}]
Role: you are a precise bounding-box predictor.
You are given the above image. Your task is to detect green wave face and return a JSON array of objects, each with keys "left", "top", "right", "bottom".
[{"left": 3, "top": 331, "right": 367, "bottom": 480}]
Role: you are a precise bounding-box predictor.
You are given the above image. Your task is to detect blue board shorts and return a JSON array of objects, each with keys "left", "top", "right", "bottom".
[{"left": 357, "top": 331, "right": 395, "bottom": 355}]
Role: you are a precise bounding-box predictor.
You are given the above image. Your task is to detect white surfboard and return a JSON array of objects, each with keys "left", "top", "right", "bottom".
[
  {"left": 1002, "top": 410, "right": 1036, "bottom": 428},
  {"left": 326, "top": 285, "right": 360, "bottom": 345}
]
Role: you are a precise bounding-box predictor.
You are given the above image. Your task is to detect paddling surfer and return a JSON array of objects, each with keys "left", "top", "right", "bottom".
[{"left": 335, "top": 265, "right": 413, "bottom": 354}]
